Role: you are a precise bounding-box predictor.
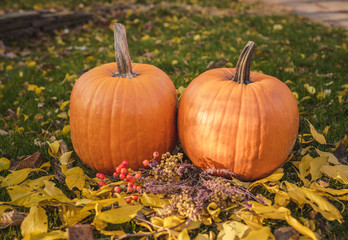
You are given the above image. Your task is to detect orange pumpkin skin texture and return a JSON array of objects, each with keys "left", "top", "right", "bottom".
[
  {"left": 70, "top": 63, "right": 177, "bottom": 174},
  {"left": 70, "top": 24, "right": 177, "bottom": 174},
  {"left": 178, "top": 42, "right": 299, "bottom": 181}
]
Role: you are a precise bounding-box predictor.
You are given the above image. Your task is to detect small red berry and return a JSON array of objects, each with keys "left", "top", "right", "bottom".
[
  {"left": 127, "top": 187, "right": 133, "bottom": 193},
  {"left": 153, "top": 151, "right": 159, "bottom": 158},
  {"left": 96, "top": 173, "right": 101, "bottom": 178},
  {"left": 126, "top": 198, "right": 132, "bottom": 204},
  {"left": 116, "top": 166, "right": 122, "bottom": 173},
  {"left": 126, "top": 175, "right": 136, "bottom": 183},
  {"left": 99, "top": 173, "right": 105, "bottom": 180},
  {"left": 125, "top": 174, "right": 132, "bottom": 182},
  {"left": 132, "top": 195, "right": 138, "bottom": 201},
  {"left": 136, "top": 186, "right": 142, "bottom": 191},
  {"left": 122, "top": 160, "right": 129, "bottom": 167},
  {"left": 143, "top": 159, "right": 149, "bottom": 167},
  {"left": 120, "top": 168, "right": 127, "bottom": 174},
  {"left": 128, "top": 182, "right": 134, "bottom": 188},
  {"left": 114, "top": 186, "right": 121, "bottom": 193},
  {"left": 113, "top": 172, "right": 119, "bottom": 177},
  {"left": 119, "top": 174, "right": 126, "bottom": 180},
  {"left": 135, "top": 172, "right": 141, "bottom": 178},
  {"left": 98, "top": 180, "right": 106, "bottom": 186}
]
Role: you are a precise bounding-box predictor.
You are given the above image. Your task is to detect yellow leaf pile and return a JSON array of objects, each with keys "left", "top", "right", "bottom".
[{"left": 0, "top": 122, "right": 347, "bottom": 239}]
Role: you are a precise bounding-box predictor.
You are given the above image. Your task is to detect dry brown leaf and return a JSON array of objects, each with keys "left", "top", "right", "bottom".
[
  {"left": 212, "top": 59, "right": 228, "bottom": 68},
  {"left": 67, "top": 224, "right": 93, "bottom": 240},
  {"left": 34, "top": 113, "right": 44, "bottom": 122},
  {"left": 9, "top": 158, "right": 19, "bottom": 170},
  {"left": 143, "top": 21, "right": 155, "bottom": 31},
  {"left": 273, "top": 226, "right": 300, "bottom": 240},
  {"left": 309, "top": 210, "right": 318, "bottom": 220},
  {"left": 0, "top": 210, "right": 27, "bottom": 229},
  {"left": 317, "top": 180, "right": 329, "bottom": 188},
  {"left": 11, "top": 151, "right": 45, "bottom": 170},
  {"left": 0, "top": 129, "right": 9, "bottom": 135},
  {"left": 6, "top": 109, "right": 17, "bottom": 119},
  {"left": 59, "top": 140, "right": 69, "bottom": 154},
  {"left": 334, "top": 141, "right": 347, "bottom": 164}
]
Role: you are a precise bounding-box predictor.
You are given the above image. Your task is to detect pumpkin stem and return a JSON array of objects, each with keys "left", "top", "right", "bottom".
[
  {"left": 113, "top": 23, "right": 137, "bottom": 78},
  {"left": 233, "top": 41, "right": 256, "bottom": 84}
]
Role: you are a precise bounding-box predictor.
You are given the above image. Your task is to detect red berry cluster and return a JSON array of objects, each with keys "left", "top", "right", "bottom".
[
  {"left": 96, "top": 172, "right": 106, "bottom": 187},
  {"left": 96, "top": 151, "right": 160, "bottom": 204},
  {"left": 112, "top": 160, "right": 143, "bottom": 204},
  {"left": 142, "top": 151, "right": 160, "bottom": 167}
]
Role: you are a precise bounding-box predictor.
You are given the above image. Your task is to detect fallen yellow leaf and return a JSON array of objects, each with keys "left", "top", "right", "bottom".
[
  {"left": 306, "top": 120, "right": 326, "bottom": 144},
  {"left": 1, "top": 168, "right": 44, "bottom": 187},
  {"left": 248, "top": 168, "right": 283, "bottom": 193},
  {"left": 0, "top": 157, "right": 10, "bottom": 171},
  {"left": 274, "top": 191, "right": 290, "bottom": 207},
  {"left": 95, "top": 205, "right": 143, "bottom": 224},
  {"left": 60, "top": 101, "right": 70, "bottom": 111},
  {"left": 141, "top": 193, "right": 170, "bottom": 208},
  {"left": 303, "top": 84, "right": 316, "bottom": 95},
  {"left": 59, "top": 151, "right": 72, "bottom": 165},
  {"left": 310, "top": 156, "right": 328, "bottom": 181},
  {"left": 320, "top": 165, "right": 348, "bottom": 185},
  {"left": 250, "top": 202, "right": 317, "bottom": 240},
  {"left": 46, "top": 141, "right": 60, "bottom": 159},
  {"left": 217, "top": 221, "right": 250, "bottom": 240},
  {"left": 21, "top": 206, "right": 48, "bottom": 237},
  {"left": 310, "top": 182, "right": 348, "bottom": 201},
  {"left": 315, "top": 149, "right": 340, "bottom": 165},
  {"left": 241, "top": 226, "right": 273, "bottom": 240},
  {"left": 65, "top": 167, "right": 86, "bottom": 190},
  {"left": 283, "top": 181, "right": 343, "bottom": 222}
]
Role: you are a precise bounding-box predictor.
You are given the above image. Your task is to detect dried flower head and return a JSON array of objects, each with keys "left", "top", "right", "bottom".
[{"left": 141, "top": 152, "right": 261, "bottom": 220}]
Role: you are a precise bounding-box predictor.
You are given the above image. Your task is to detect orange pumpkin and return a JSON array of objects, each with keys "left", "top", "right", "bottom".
[
  {"left": 178, "top": 41, "right": 299, "bottom": 181},
  {"left": 70, "top": 24, "right": 177, "bottom": 174}
]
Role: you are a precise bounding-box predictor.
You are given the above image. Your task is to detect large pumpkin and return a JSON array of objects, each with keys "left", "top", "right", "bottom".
[
  {"left": 178, "top": 41, "right": 299, "bottom": 181},
  {"left": 70, "top": 24, "right": 177, "bottom": 174}
]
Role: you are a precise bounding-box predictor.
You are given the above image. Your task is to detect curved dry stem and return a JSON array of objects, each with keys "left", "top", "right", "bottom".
[
  {"left": 232, "top": 41, "right": 256, "bottom": 84},
  {"left": 113, "top": 23, "right": 137, "bottom": 78}
]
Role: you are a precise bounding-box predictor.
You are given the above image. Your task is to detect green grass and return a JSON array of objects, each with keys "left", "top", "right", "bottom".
[{"left": 0, "top": 0, "right": 347, "bottom": 239}]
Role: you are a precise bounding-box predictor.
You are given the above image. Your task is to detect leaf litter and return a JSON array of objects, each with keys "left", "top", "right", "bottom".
[
  {"left": 0, "top": 1, "right": 347, "bottom": 239},
  {"left": 0, "top": 119, "right": 346, "bottom": 239}
]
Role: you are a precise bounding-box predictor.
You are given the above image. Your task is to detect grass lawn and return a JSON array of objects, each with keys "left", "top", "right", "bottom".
[{"left": 0, "top": 0, "right": 347, "bottom": 239}]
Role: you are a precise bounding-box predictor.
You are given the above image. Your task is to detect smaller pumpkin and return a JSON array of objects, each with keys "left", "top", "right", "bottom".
[
  {"left": 178, "top": 41, "right": 299, "bottom": 181},
  {"left": 70, "top": 24, "right": 177, "bottom": 174}
]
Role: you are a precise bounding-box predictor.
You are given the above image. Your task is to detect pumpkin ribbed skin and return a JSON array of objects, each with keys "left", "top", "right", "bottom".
[
  {"left": 70, "top": 62, "right": 177, "bottom": 174},
  {"left": 178, "top": 68, "right": 299, "bottom": 181}
]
